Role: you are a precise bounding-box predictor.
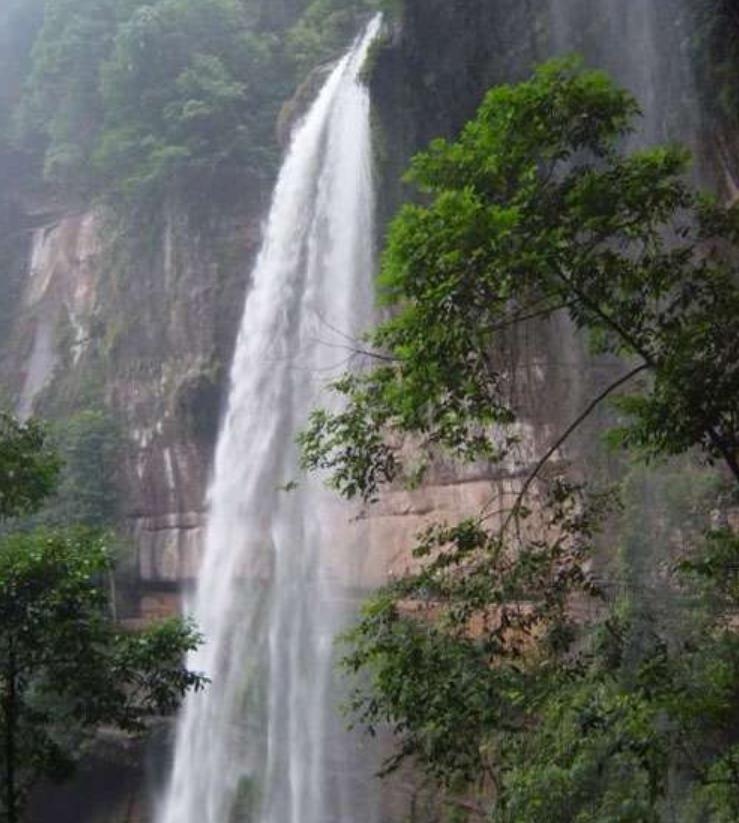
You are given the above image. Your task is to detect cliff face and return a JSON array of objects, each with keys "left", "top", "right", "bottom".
[
  {"left": 5, "top": 2, "right": 737, "bottom": 821},
  {"left": 6, "top": 0, "right": 735, "bottom": 616},
  {"left": 370, "top": 0, "right": 541, "bottom": 228},
  {"left": 1, "top": 175, "right": 271, "bottom": 618},
  {"left": 373, "top": 0, "right": 737, "bottom": 207},
  {"left": 358, "top": 0, "right": 739, "bottom": 600}
]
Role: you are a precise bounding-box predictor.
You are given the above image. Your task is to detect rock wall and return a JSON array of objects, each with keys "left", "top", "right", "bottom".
[
  {"left": 358, "top": 0, "right": 739, "bottom": 596},
  {"left": 1, "top": 174, "right": 271, "bottom": 618},
  {"left": 6, "top": 0, "right": 726, "bottom": 613},
  {"left": 5, "top": 2, "right": 738, "bottom": 822}
]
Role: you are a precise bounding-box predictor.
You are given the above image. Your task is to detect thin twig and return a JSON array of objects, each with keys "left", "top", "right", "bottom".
[
  {"left": 443, "top": 795, "right": 489, "bottom": 818},
  {"left": 483, "top": 299, "right": 578, "bottom": 335},
  {"left": 485, "top": 362, "right": 650, "bottom": 530},
  {"left": 307, "top": 337, "right": 398, "bottom": 362},
  {"left": 551, "top": 262, "right": 739, "bottom": 485}
]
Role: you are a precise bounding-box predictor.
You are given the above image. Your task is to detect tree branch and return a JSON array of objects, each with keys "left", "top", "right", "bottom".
[
  {"left": 484, "top": 299, "right": 578, "bottom": 335},
  {"left": 443, "top": 795, "right": 489, "bottom": 818},
  {"left": 552, "top": 263, "right": 739, "bottom": 486},
  {"left": 484, "top": 362, "right": 650, "bottom": 528},
  {"left": 552, "top": 263, "right": 656, "bottom": 367}
]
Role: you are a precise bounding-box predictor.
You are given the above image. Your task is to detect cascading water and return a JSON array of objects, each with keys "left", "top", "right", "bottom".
[
  {"left": 546, "top": 0, "right": 703, "bottom": 154},
  {"left": 157, "top": 16, "right": 382, "bottom": 823}
]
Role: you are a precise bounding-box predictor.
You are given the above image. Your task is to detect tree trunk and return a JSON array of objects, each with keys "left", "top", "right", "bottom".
[{"left": 4, "top": 646, "right": 18, "bottom": 823}]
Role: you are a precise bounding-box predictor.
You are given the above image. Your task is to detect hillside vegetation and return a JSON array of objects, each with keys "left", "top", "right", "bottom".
[{"left": 1, "top": 0, "right": 381, "bottom": 213}]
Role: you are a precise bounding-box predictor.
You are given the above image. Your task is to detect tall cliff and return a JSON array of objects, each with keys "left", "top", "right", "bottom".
[
  {"left": 2, "top": 2, "right": 739, "bottom": 820},
  {"left": 357, "top": 0, "right": 739, "bottom": 600},
  {"left": 0, "top": 0, "right": 382, "bottom": 620},
  {"left": 2, "top": 0, "right": 737, "bottom": 627},
  {"left": 1, "top": 185, "right": 269, "bottom": 618}
]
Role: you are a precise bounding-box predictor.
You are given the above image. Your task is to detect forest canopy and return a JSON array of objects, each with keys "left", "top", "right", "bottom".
[{"left": 1, "top": 0, "right": 381, "bottom": 208}]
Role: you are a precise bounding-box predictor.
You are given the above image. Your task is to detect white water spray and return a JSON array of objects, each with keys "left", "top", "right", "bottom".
[{"left": 158, "top": 16, "right": 382, "bottom": 823}]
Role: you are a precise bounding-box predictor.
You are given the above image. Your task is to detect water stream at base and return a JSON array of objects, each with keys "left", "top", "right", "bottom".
[{"left": 157, "top": 17, "right": 382, "bottom": 823}]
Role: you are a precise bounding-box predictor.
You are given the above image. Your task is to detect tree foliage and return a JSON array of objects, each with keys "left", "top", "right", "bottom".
[
  {"left": 13, "top": 0, "right": 141, "bottom": 193},
  {"left": 0, "top": 414, "right": 59, "bottom": 522},
  {"left": 0, "top": 529, "right": 205, "bottom": 823},
  {"left": 343, "top": 480, "right": 610, "bottom": 786},
  {"left": 300, "top": 60, "right": 739, "bottom": 820},
  {"left": 286, "top": 0, "right": 380, "bottom": 77},
  {"left": 48, "top": 409, "right": 120, "bottom": 528},
  {"left": 0, "top": 410, "right": 121, "bottom": 536},
  {"left": 10, "top": 0, "right": 380, "bottom": 207},
  {"left": 301, "top": 59, "right": 739, "bottom": 499},
  {"left": 0, "top": 414, "right": 205, "bottom": 823},
  {"left": 93, "top": 0, "right": 289, "bottom": 202}
]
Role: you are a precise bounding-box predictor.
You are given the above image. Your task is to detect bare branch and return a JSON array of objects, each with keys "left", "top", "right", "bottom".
[
  {"left": 482, "top": 362, "right": 650, "bottom": 528},
  {"left": 443, "top": 795, "right": 489, "bottom": 818}
]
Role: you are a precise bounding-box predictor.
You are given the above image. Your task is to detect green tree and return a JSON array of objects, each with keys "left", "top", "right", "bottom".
[
  {"left": 13, "top": 0, "right": 382, "bottom": 208},
  {"left": 0, "top": 415, "right": 206, "bottom": 823},
  {"left": 14, "top": 0, "right": 143, "bottom": 192},
  {"left": 0, "top": 413, "right": 59, "bottom": 521},
  {"left": 47, "top": 409, "right": 120, "bottom": 528},
  {"left": 286, "top": 0, "right": 379, "bottom": 77},
  {"left": 0, "top": 530, "right": 205, "bottom": 823},
  {"left": 300, "top": 58, "right": 739, "bottom": 500},
  {"left": 343, "top": 481, "right": 610, "bottom": 791},
  {"left": 94, "top": 0, "right": 288, "bottom": 205},
  {"left": 15, "top": 0, "right": 272, "bottom": 198},
  {"left": 299, "top": 60, "right": 739, "bottom": 819}
]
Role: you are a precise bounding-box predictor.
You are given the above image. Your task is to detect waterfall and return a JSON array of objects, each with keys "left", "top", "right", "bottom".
[
  {"left": 547, "top": 0, "right": 703, "bottom": 155},
  {"left": 157, "top": 16, "right": 382, "bottom": 823}
]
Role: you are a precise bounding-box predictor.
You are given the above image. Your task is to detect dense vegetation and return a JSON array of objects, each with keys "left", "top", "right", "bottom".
[
  {"left": 301, "top": 61, "right": 739, "bottom": 820},
  {"left": 1, "top": 0, "right": 382, "bottom": 212},
  {"left": 0, "top": 2, "right": 42, "bottom": 187},
  {"left": 33, "top": 409, "right": 121, "bottom": 530},
  {"left": 0, "top": 412, "right": 206, "bottom": 823},
  {"left": 0, "top": 0, "right": 385, "bottom": 550}
]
